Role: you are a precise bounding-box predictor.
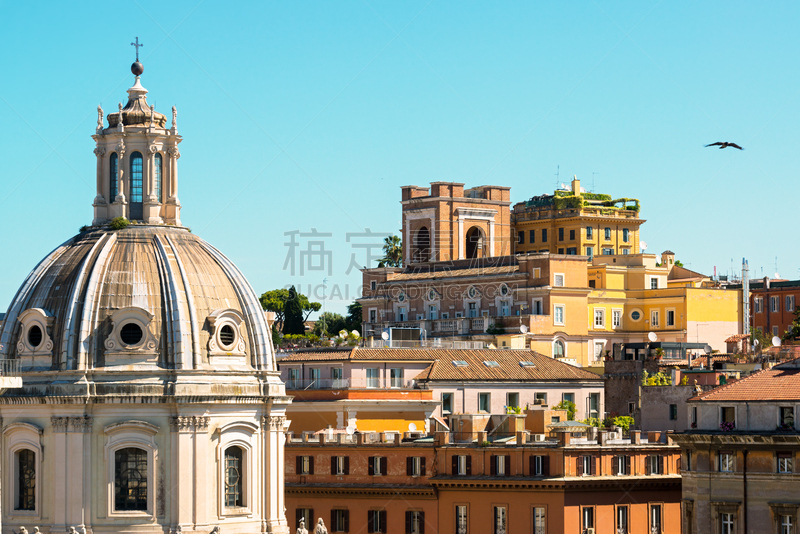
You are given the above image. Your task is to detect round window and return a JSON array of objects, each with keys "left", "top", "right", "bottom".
[
  {"left": 500, "top": 284, "right": 509, "bottom": 296},
  {"left": 398, "top": 292, "right": 405, "bottom": 302},
  {"left": 631, "top": 310, "right": 641, "bottom": 321},
  {"left": 219, "top": 324, "right": 236, "bottom": 348},
  {"left": 120, "top": 322, "right": 144, "bottom": 345},
  {"left": 27, "top": 325, "right": 43, "bottom": 348}
]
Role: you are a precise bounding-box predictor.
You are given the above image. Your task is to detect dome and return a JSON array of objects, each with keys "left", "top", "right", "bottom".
[
  {"left": 106, "top": 76, "right": 167, "bottom": 128},
  {"left": 0, "top": 225, "right": 274, "bottom": 371}
]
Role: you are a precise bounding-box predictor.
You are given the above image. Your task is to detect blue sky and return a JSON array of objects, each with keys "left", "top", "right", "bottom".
[{"left": 0, "top": 1, "right": 798, "bottom": 316}]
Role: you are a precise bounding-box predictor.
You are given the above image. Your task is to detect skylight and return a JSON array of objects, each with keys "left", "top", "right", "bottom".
[
  {"left": 519, "top": 361, "right": 536, "bottom": 367},
  {"left": 452, "top": 360, "right": 468, "bottom": 367},
  {"left": 483, "top": 360, "right": 500, "bottom": 368}
]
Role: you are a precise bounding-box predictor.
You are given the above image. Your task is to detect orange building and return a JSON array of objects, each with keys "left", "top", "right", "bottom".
[
  {"left": 749, "top": 278, "right": 800, "bottom": 340},
  {"left": 285, "top": 429, "right": 681, "bottom": 533}
]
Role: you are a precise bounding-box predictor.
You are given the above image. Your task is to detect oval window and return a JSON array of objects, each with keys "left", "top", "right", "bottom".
[
  {"left": 428, "top": 289, "right": 436, "bottom": 301},
  {"left": 468, "top": 286, "right": 477, "bottom": 298},
  {"left": 120, "top": 322, "right": 144, "bottom": 345},
  {"left": 219, "top": 324, "right": 236, "bottom": 348},
  {"left": 398, "top": 292, "right": 405, "bottom": 302},
  {"left": 631, "top": 311, "right": 641, "bottom": 321},
  {"left": 27, "top": 325, "right": 43, "bottom": 348},
  {"left": 500, "top": 284, "right": 509, "bottom": 296}
]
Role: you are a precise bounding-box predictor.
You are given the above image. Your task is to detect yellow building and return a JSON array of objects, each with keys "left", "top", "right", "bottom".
[
  {"left": 512, "top": 177, "right": 643, "bottom": 258},
  {"left": 585, "top": 252, "right": 742, "bottom": 363}
]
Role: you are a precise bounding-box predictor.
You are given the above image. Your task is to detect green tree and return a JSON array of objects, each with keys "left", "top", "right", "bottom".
[
  {"left": 345, "top": 301, "right": 362, "bottom": 333},
  {"left": 553, "top": 400, "right": 576, "bottom": 421},
  {"left": 377, "top": 235, "right": 403, "bottom": 267},
  {"left": 783, "top": 305, "right": 800, "bottom": 342},
  {"left": 260, "top": 288, "right": 321, "bottom": 332},
  {"left": 282, "top": 286, "right": 306, "bottom": 335},
  {"left": 314, "top": 312, "right": 347, "bottom": 338},
  {"left": 751, "top": 327, "right": 772, "bottom": 356}
]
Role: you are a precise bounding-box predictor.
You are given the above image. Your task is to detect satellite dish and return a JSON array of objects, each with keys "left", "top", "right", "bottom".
[
  {"left": 772, "top": 336, "right": 782, "bottom": 347},
  {"left": 381, "top": 331, "right": 390, "bottom": 341},
  {"left": 351, "top": 330, "right": 361, "bottom": 338},
  {"left": 753, "top": 339, "right": 760, "bottom": 346},
  {"left": 408, "top": 423, "right": 417, "bottom": 432},
  {"left": 561, "top": 183, "right": 566, "bottom": 189},
  {"left": 520, "top": 325, "right": 528, "bottom": 334},
  {"left": 703, "top": 345, "right": 712, "bottom": 355},
  {"left": 346, "top": 425, "right": 355, "bottom": 435},
  {"left": 647, "top": 332, "right": 657, "bottom": 342},
  {"left": 640, "top": 241, "right": 648, "bottom": 251}
]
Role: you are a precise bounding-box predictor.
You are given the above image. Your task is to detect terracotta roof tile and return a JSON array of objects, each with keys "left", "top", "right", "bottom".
[
  {"left": 692, "top": 368, "right": 800, "bottom": 402},
  {"left": 389, "top": 265, "right": 519, "bottom": 281},
  {"left": 724, "top": 334, "right": 750, "bottom": 343}
]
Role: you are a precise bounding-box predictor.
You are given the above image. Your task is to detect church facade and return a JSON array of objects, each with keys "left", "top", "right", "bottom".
[{"left": 0, "top": 58, "right": 291, "bottom": 534}]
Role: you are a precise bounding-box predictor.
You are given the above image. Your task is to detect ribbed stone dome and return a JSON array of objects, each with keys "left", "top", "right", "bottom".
[{"left": 0, "top": 225, "right": 274, "bottom": 371}]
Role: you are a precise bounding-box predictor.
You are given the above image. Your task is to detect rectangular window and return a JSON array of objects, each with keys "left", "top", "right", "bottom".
[
  {"left": 533, "top": 507, "right": 545, "bottom": 534},
  {"left": 754, "top": 298, "right": 763, "bottom": 313},
  {"left": 554, "top": 274, "right": 564, "bottom": 287},
  {"left": 581, "top": 455, "right": 592, "bottom": 475},
  {"left": 594, "top": 342, "right": 604, "bottom": 361},
  {"left": 589, "top": 393, "right": 600, "bottom": 419},
  {"left": 442, "top": 393, "right": 453, "bottom": 414},
  {"left": 778, "top": 452, "right": 793, "bottom": 474},
  {"left": 594, "top": 309, "right": 605, "bottom": 328},
  {"left": 586, "top": 226, "right": 593, "bottom": 239},
  {"left": 566, "top": 247, "right": 577, "bottom": 255},
  {"left": 298, "top": 455, "right": 313, "bottom": 475},
  {"left": 406, "top": 510, "right": 424, "bottom": 534},
  {"left": 562, "top": 392, "right": 575, "bottom": 405},
  {"left": 479, "top": 393, "right": 490, "bottom": 412},
  {"left": 647, "top": 455, "right": 663, "bottom": 475},
  {"left": 554, "top": 305, "right": 565, "bottom": 326},
  {"left": 331, "top": 367, "right": 343, "bottom": 387},
  {"left": 370, "top": 280, "right": 377, "bottom": 290},
  {"left": 650, "top": 505, "right": 662, "bottom": 534},
  {"left": 558, "top": 228, "right": 564, "bottom": 242},
  {"left": 781, "top": 406, "right": 795, "bottom": 427},
  {"left": 720, "top": 512, "right": 734, "bottom": 534},
  {"left": 582, "top": 507, "right": 594, "bottom": 530},
  {"left": 542, "top": 229, "right": 548, "bottom": 243},
  {"left": 586, "top": 246, "right": 594, "bottom": 259},
  {"left": 456, "top": 506, "right": 468, "bottom": 532},
  {"left": 535, "top": 392, "right": 548, "bottom": 406},
  {"left": 493, "top": 506, "right": 507, "bottom": 534},
  {"left": 615, "top": 455, "right": 630, "bottom": 475},
  {"left": 366, "top": 368, "right": 380, "bottom": 388},
  {"left": 616, "top": 505, "right": 629, "bottom": 534},
  {"left": 309, "top": 368, "right": 321, "bottom": 388},
  {"left": 455, "top": 455, "right": 469, "bottom": 476},
  {"left": 719, "top": 451, "right": 734, "bottom": 472},
  {"left": 622, "top": 248, "right": 630, "bottom": 255},
  {"left": 667, "top": 309, "right": 675, "bottom": 327},
  {"left": 604, "top": 227, "right": 611, "bottom": 240},
  {"left": 558, "top": 248, "right": 564, "bottom": 254},
  {"left": 493, "top": 455, "right": 506, "bottom": 476},
  {"left": 532, "top": 455, "right": 544, "bottom": 476},
  {"left": 333, "top": 456, "right": 349, "bottom": 475},
  {"left": 651, "top": 277, "right": 659, "bottom": 289},
  {"left": 569, "top": 229, "right": 575, "bottom": 241},
  {"left": 468, "top": 302, "right": 477, "bottom": 318},
  {"left": 288, "top": 368, "right": 300, "bottom": 389},
  {"left": 787, "top": 295, "right": 796, "bottom": 313},
  {"left": 297, "top": 509, "right": 314, "bottom": 531},
  {"left": 397, "top": 307, "right": 407, "bottom": 321},
  {"left": 500, "top": 299, "right": 511, "bottom": 317},
  {"left": 721, "top": 407, "right": 736, "bottom": 426},
  {"left": 407, "top": 456, "right": 424, "bottom": 477},
  {"left": 506, "top": 392, "right": 519, "bottom": 410},
  {"left": 532, "top": 298, "right": 543, "bottom": 315},
  {"left": 622, "top": 228, "right": 629, "bottom": 242},
  {"left": 780, "top": 515, "right": 793, "bottom": 534},
  {"left": 771, "top": 296, "right": 780, "bottom": 313},
  {"left": 612, "top": 309, "right": 622, "bottom": 328},
  {"left": 429, "top": 305, "right": 437, "bottom": 320},
  {"left": 390, "top": 368, "right": 404, "bottom": 388},
  {"left": 669, "top": 404, "right": 678, "bottom": 420},
  {"left": 774, "top": 326, "right": 780, "bottom": 337},
  {"left": 628, "top": 402, "right": 635, "bottom": 415},
  {"left": 602, "top": 248, "right": 614, "bottom": 255},
  {"left": 331, "top": 509, "right": 349, "bottom": 532},
  {"left": 518, "top": 231, "right": 525, "bottom": 244},
  {"left": 369, "top": 456, "right": 387, "bottom": 476},
  {"left": 369, "top": 309, "right": 377, "bottom": 323},
  {"left": 651, "top": 310, "right": 660, "bottom": 327},
  {"left": 529, "top": 230, "right": 535, "bottom": 243}
]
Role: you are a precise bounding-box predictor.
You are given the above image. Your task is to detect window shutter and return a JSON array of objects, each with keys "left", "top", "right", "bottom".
[
  {"left": 331, "top": 456, "right": 336, "bottom": 474},
  {"left": 419, "top": 511, "right": 425, "bottom": 534},
  {"left": 331, "top": 510, "right": 336, "bottom": 532},
  {"left": 625, "top": 455, "right": 631, "bottom": 475},
  {"left": 344, "top": 456, "right": 350, "bottom": 475},
  {"left": 466, "top": 455, "right": 472, "bottom": 475},
  {"left": 645, "top": 456, "right": 651, "bottom": 475},
  {"left": 380, "top": 510, "right": 387, "bottom": 533},
  {"left": 451, "top": 455, "right": 458, "bottom": 475},
  {"left": 590, "top": 456, "right": 597, "bottom": 475},
  {"left": 505, "top": 455, "right": 511, "bottom": 476},
  {"left": 368, "top": 511, "right": 375, "bottom": 533},
  {"left": 369, "top": 457, "right": 375, "bottom": 476},
  {"left": 344, "top": 510, "right": 350, "bottom": 532},
  {"left": 490, "top": 455, "right": 497, "bottom": 476},
  {"left": 297, "top": 456, "right": 302, "bottom": 474},
  {"left": 381, "top": 457, "right": 387, "bottom": 475},
  {"left": 529, "top": 455, "right": 535, "bottom": 476},
  {"left": 542, "top": 455, "right": 550, "bottom": 476},
  {"left": 296, "top": 509, "right": 303, "bottom": 527},
  {"left": 577, "top": 457, "right": 584, "bottom": 476},
  {"left": 309, "top": 509, "right": 315, "bottom": 527},
  {"left": 406, "top": 511, "right": 412, "bottom": 534},
  {"left": 420, "top": 457, "right": 426, "bottom": 476},
  {"left": 309, "top": 456, "right": 314, "bottom": 475},
  {"left": 659, "top": 455, "right": 665, "bottom": 475},
  {"left": 613, "top": 456, "right": 618, "bottom": 474},
  {"left": 407, "top": 457, "right": 413, "bottom": 476}
]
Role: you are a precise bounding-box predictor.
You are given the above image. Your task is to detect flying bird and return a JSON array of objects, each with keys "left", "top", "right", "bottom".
[{"left": 705, "top": 142, "right": 743, "bottom": 150}]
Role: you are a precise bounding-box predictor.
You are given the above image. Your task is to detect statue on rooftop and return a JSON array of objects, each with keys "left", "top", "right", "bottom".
[{"left": 314, "top": 518, "right": 327, "bottom": 534}]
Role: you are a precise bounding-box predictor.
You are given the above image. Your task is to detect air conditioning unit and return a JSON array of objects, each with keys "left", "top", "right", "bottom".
[{"left": 533, "top": 434, "right": 546, "bottom": 442}]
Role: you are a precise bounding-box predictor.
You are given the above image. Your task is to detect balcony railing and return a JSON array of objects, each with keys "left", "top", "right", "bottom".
[
  {"left": 285, "top": 377, "right": 416, "bottom": 390},
  {"left": 364, "top": 339, "right": 487, "bottom": 349},
  {"left": 0, "top": 359, "right": 20, "bottom": 376}
]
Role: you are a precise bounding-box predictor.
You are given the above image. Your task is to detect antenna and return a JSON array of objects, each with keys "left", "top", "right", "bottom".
[
  {"left": 554, "top": 165, "right": 560, "bottom": 190},
  {"left": 592, "top": 172, "right": 599, "bottom": 193}
]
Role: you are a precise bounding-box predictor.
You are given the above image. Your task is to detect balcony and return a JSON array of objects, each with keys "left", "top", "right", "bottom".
[
  {"left": 0, "top": 359, "right": 22, "bottom": 390},
  {"left": 286, "top": 377, "right": 415, "bottom": 390}
]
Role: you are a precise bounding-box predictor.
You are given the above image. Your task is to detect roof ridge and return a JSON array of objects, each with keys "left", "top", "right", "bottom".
[{"left": 695, "top": 367, "right": 770, "bottom": 400}]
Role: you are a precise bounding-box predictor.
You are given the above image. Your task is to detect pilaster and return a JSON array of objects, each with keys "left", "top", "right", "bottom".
[{"left": 262, "top": 415, "right": 289, "bottom": 534}]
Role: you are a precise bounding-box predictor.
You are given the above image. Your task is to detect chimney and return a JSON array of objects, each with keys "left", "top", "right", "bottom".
[
  {"left": 661, "top": 251, "right": 675, "bottom": 268},
  {"left": 571, "top": 176, "right": 581, "bottom": 195}
]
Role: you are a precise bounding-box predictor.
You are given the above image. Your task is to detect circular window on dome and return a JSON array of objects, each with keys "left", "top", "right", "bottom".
[
  {"left": 27, "top": 325, "right": 43, "bottom": 348},
  {"left": 219, "top": 324, "right": 236, "bottom": 349},
  {"left": 120, "top": 322, "right": 144, "bottom": 346}
]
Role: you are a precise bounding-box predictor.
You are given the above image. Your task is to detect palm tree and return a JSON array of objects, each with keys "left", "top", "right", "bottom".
[{"left": 377, "top": 235, "right": 403, "bottom": 267}]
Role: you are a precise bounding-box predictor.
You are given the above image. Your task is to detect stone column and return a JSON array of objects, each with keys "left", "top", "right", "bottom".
[
  {"left": 93, "top": 146, "right": 107, "bottom": 225},
  {"left": 193, "top": 416, "right": 210, "bottom": 529},
  {"left": 489, "top": 221, "right": 496, "bottom": 256},
  {"left": 67, "top": 416, "right": 92, "bottom": 530},
  {"left": 403, "top": 219, "right": 410, "bottom": 265},
  {"left": 429, "top": 216, "right": 436, "bottom": 262},
  {"left": 170, "top": 416, "right": 196, "bottom": 530},
  {"left": 457, "top": 216, "right": 464, "bottom": 260},
  {"left": 262, "top": 415, "right": 289, "bottom": 534},
  {"left": 51, "top": 416, "right": 70, "bottom": 530}
]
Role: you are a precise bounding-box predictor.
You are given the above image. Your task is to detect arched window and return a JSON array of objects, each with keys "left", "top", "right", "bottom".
[
  {"left": 130, "top": 152, "right": 143, "bottom": 219},
  {"left": 412, "top": 227, "right": 430, "bottom": 262},
  {"left": 465, "top": 226, "right": 486, "bottom": 259},
  {"left": 16, "top": 449, "right": 35, "bottom": 511},
  {"left": 154, "top": 153, "right": 163, "bottom": 203},
  {"left": 224, "top": 446, "right": 244, "bottom": 507},
  {"left": 109, "top": 152, "right": 118, "bottom": 200},
  {"left": 114, "top": 447, "right": 148, "bottom": 511},
  {"left": 553, "top": 340, "right": 565, "bottom": 358}
]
